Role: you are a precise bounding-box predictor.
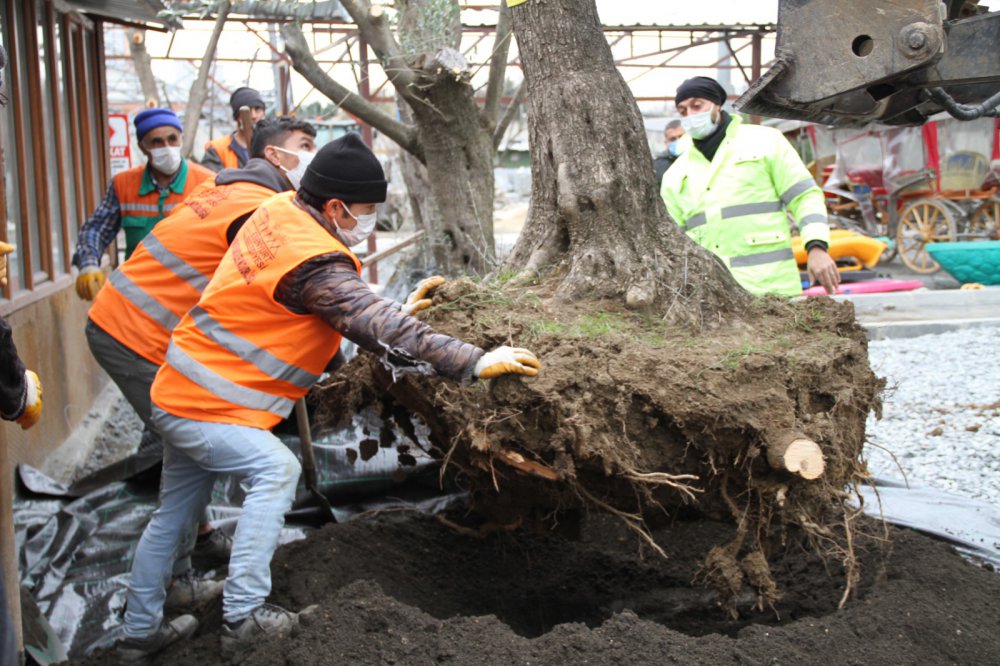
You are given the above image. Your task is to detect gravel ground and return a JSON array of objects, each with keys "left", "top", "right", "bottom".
[{"left": 864, "top": 325, "right": 1000, "bottom": 506}]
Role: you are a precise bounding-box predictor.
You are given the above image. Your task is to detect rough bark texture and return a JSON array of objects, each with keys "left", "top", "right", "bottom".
[
  {"left": 283, "top": 0, "right": 501, "bottom": 275},
  {"left": 181, "top": 1, "right": 231, "bottom": 157},
  {"left": 508, "top": 0, "right": 748, "bottom": 323},
  {"left": 126, "top": 29, "right": 159, "bottom": 107}
]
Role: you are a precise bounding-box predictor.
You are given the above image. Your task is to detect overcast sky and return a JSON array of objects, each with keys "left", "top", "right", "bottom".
[{"left": 595, "top": 0, "right": 778, "bottom": 25}]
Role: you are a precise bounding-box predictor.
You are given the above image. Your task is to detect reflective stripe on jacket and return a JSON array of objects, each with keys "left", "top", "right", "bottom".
[
  {"left": 660, "top": 116, "right": 830, "bottom": 297},
  {"left": 88, "top": 178, "right": 286, "bottom": 365},
  {"left": 151, "top": 192, "right": 361, "bottom": 429},
  {"left": 204, "top": 135, "right": 242, "bottom": 170},
  {"left": 112, "top": 160, "right": 215, "bottom": 259}
]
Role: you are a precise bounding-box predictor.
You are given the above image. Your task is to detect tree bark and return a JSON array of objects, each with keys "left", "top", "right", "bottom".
[
  {"left": 181, "top": 1, "right": 231, "bottom": 157},
  {"left": 127, "top": 28, "right": 159, "bottom": 107},
  {"left": 283, "top": 2, "right": 498, "bottom": 275},
  {"left": 507, "top": 0, "right": 748, "bottom": 323}
]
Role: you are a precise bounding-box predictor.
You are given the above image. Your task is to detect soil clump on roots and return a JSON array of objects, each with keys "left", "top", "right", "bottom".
[{"left": 317, "top": 278, "right": 883, "bottom": 609}]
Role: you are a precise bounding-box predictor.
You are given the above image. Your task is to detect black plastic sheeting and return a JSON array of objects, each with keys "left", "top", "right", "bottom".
[
  {"left": 14, "top": 409, "right": 457, "bottom": 660},
  {"left": 858, "top": 477, "right": 1000, "bottom": 568}
]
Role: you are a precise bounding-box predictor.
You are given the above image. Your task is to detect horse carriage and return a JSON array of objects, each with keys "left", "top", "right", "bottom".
[{"left": 816, "top": 117, "right": 1000, "bottom": 274}]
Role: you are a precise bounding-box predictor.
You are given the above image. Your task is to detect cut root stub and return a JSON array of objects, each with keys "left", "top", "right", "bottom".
[{"left": 767, "top": 434, "right": 826, "bottom": 480}]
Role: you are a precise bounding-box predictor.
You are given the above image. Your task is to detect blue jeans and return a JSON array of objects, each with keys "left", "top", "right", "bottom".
[{"left": 123, "top": 406, "right": 301, "bottom": 636}]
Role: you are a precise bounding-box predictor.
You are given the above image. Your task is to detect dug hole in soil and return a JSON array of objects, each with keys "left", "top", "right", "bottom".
[{"left": 80, "top": 279, "right": 1000, "bottom": 664}]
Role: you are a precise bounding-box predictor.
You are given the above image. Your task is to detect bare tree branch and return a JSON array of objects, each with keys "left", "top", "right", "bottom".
[
  {"left": 282, "top": 23, "right": 424, "bottom": 162},
  {"left": 181, "top": 1, "right": 231, "bottom": 157},
  {"left": 127, "top": 28, "right": 159, "bottom": 107},
  {"left": 482, "top": 1, "right": 512, "bottom": 129},
  {"left": 339, "top": 1, "right": 419, "bottom": 97},
  {"left": 493, "top": 80, "right": 525, "bottom": 151}
]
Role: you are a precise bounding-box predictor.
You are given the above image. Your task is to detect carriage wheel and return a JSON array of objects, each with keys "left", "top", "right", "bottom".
[
  {"left": 968, "top": 198, "right": 1000, "bottom": 240},
  {"left": 896, "top": 199, "right": 957, "bottom": 273}
]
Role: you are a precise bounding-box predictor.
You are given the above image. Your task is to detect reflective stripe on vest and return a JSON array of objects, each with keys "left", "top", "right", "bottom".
[
  {"left": 151, "top": 192, "right": 362, "bottom": 429},
  {"left": 780, "top": 178, "right": 818, "bottom": 205},
  {"left": 114, "top": 162, "right": 214, "bottom": 259},
  {"left": 107, "top": 269, "right": 181, "bottom": 330},
  {"left": 188, "top": 306, "right": 320, "bottom": 389},
  {"left": 88, "top": 178, "right": 282, "bottom": 367},
  {"left": 165, "top": 341, "right": 293, "bottom": 417},
  {"left": 686, "top": 212, "right": 707, "bottom": 229},
  {"left": 730, "top": 247, "right": 795, "bottom": 268},
  {"left": 721, "top": 201, "right": 783, "bottom": 219},
  {"left": 141, "top": 233, "right": 210, "bottom": 292}
]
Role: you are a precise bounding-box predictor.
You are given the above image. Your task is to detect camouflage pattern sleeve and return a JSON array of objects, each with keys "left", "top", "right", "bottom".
[{"left": 276, "top": 253, "right": 485, "bottom": 382}]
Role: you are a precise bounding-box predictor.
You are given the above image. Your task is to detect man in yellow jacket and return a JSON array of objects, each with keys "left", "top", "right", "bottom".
[{"left": 661, "top": 77, "right": 839, "bottom": 296}]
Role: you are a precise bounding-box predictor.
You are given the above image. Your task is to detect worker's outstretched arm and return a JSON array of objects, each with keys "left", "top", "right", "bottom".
[{"left": 769, "top": 134, "right": 839, "bottom": 293}]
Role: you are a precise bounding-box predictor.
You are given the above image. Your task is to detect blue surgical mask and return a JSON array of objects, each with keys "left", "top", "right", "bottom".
[
  {"left": 667, "top": 141, "right": 683, "bottom": 157},
  {"left": 680, "top": 110, "right": 719, "bottom": 140}
]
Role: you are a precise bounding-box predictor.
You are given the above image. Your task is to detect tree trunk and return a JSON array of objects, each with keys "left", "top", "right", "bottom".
[
  {"left": 181, "top": 1, "right": 231, "bottom": 157},
  {"left": 405, "top": 68, "right": 497, "bottom": 274},
  {"left": 507, "top": 0, "right": 748, "bottom": 323},
  {"left": 283, "top": 20, "right": 496, "bottom": 275},
  {"left": 127, "top": 28, "right": 159, "bottom": 107}
]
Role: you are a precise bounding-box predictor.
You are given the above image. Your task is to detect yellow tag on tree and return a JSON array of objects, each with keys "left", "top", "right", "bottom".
[{"left": 506, "top": 0, "right": 529, "bottom": 6}]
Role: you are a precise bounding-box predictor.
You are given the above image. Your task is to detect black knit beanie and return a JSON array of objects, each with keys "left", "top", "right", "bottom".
[
  {"left": 230, "top": 87, "right": 264, "bottom": 117},
  {"left": 300, "top": 132, "right": 388, "bottom": 204},
  {"left": 675, "top": 76, "right": 728, "bottom": 106}
]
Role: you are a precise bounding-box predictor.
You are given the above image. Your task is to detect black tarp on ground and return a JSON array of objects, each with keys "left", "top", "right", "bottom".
[{"left": 14, "top": 409, "right": 450, "bottom": 660}]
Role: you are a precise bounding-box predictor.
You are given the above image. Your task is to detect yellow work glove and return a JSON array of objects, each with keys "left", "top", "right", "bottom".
[
  {"left": 401, "top": 275, "right": 446, "bottom": 316},
  {"left": 75, "top": 266, "right": 106, "bottom": 301},
  {"left": 15, "top": 370, "right": 42, "bottom": 430},
  {"left": 474, "top": 346, "right": 541, "bottom": 379},
  {"left": 0, "top": 240, "right": 14, "bottom": 287}
]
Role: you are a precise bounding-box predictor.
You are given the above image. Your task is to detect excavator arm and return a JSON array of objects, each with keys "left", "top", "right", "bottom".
[{"left": 736, "top": 0, "right": 1000, "bottom": 126}]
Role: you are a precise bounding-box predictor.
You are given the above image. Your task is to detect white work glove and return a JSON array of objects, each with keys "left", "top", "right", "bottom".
[
  {"left": 75, "top": 265, "right": 106, "bottom": 301},
  {"left": 473, "top": 346, "right": 541, "bottom": 380},
  {"left": 401, "top": 275, "right": 446, "bottom": 316},
  {"left": 16, "top": 370, "right": 42, "bottom": 430}
]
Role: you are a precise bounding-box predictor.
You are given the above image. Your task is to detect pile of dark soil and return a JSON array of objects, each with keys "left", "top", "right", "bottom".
[{"left": 78, "top": 512, "right": 1000, "bottom": 665}]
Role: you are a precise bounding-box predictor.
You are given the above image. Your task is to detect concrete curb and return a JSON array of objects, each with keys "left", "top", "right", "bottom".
[{"left": 864, "top": 317, "right": 1000, "bottom": 340}]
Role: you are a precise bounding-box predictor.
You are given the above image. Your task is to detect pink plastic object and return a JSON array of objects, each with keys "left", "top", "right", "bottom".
[{"left": 802, "top": 279, "right": 925, "bottom": 297}]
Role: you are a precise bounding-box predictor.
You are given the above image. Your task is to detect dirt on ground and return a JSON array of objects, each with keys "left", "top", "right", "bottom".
[{"left": 78, "top": 512, "right": 1000, "bottom": 665}]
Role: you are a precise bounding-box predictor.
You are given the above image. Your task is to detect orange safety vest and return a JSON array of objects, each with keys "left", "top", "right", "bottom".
[
  {"left": 205, "top": 135, "right": 242, "bottom": 170},
  {"left": 151, "top": 192, "right": 361, "bottom": 429},
  {"left": 113, "top": 160, "right": 215, "bottom": 258},
  {"left": 89, "top": 178, "right": 284, "bottom": 365}
]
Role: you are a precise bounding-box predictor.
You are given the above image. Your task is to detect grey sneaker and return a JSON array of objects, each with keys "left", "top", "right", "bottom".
[
  {"left": 116, "top": 614, "right": 198, "bottom": 664},
  {"left": 164, "top": 572, "right": 224, "bottom": 611},
  {"left": 220, "top": 603, "right": 313, "bottom": 663},
  {"left": 192, "top": 529, "right": 233, "bottom": 566}
]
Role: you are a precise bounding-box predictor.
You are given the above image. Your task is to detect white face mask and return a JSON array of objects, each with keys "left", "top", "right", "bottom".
[
  {"left": 274, "top": 147, "right": 316, "bottom": 190},
  {"left": 334, "top": 204, "right": 378, "bottom": 247},
  {"left": 680, "top": 109, "right": 719, "bottom": 141},
  {"left": 149, "top": 146, "right": 182, "bottom": 175}
]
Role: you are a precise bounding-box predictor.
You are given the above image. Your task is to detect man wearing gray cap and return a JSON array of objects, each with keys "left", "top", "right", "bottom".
[
  {"left": 202, "top": 86, "right": 266, "bottom": 172},
  {"left": 660, "top": 76, "right": 839, "bottom": 296}
]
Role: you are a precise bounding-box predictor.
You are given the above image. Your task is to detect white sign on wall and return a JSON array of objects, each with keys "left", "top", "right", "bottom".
[{"left": 108, "top": 114, "right": 132, "bottom": 177}]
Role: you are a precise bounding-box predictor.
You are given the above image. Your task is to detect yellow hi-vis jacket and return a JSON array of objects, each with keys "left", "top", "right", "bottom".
[{"left": 660, "top": 115, "right": 830, "bottom": 297}]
